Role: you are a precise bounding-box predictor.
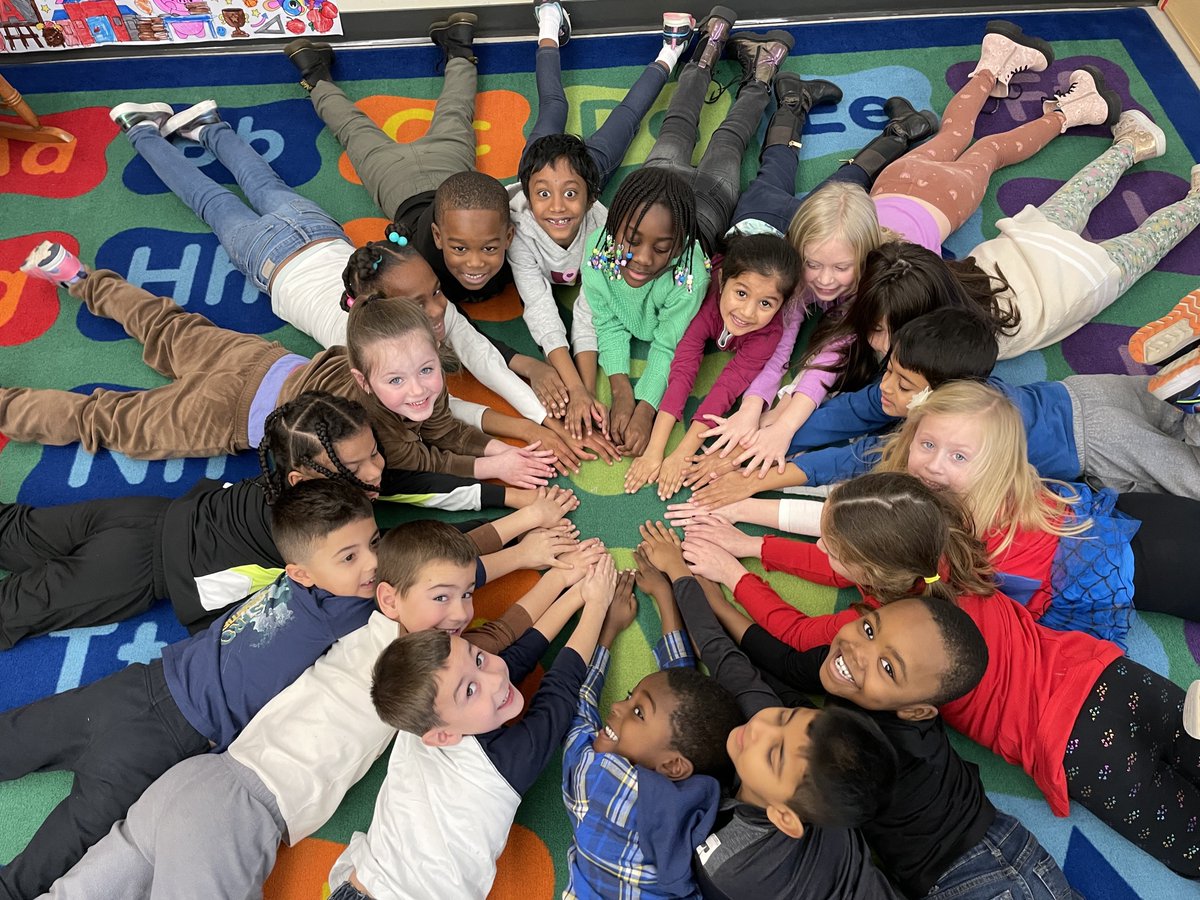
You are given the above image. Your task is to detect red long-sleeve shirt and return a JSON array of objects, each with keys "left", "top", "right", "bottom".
[{"left": 734, "top": 535, "right": 1122, "bottom": 816}]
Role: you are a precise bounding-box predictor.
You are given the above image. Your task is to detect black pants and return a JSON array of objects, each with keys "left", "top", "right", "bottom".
[
  {"left": 1064, "top": 656, "right": 1200, "bottom": 878},
  {"left": 0, "top": 496, "right": 169, "bottom": 649},
  {"left": 1115, "top": 492, "right": 1200, "bottom": 620},
  {"left": 644, "top": 62, "right": 772, "bottom": 253},
  {"left": 0, "top": 658, "right": 209, "bottom": 899}
]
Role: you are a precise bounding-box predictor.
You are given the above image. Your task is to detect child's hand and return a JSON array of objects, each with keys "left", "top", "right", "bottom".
[
  {"left": 664, "top": 500, "right": 744, "bottom": 528},
  {"left": 580, "top": 427, "right": 621, "bottom": 465},
  {"left": 655, "top": 449, "right": 692, "bottom": 501},
  {"left": 679, "top": 514, "right": 760, "bottom": 559},
  {"left": 681, "top": 534, "right": 747, "bottom": 587},
  {"left": 698, "top": 404, "right": 761, "bottom": 458},
  {"left": 623, "top": 451, "right": 662, "bottom": 494},
  {"left": 517, "top": 524, "right": 580, "bottom": 570},
  {"left": 609, "top": 393, "right": 635, "bottom": 446},
  {"left": 618, "top": 403, "right": 655, "bottom": 457},
  {"left": 488, "top": 442, "right": 558, "bottom": 489},
  {"left": 637, "top": 520, "right": 690, "bottom": 581},
  {"left": 527, "top": 359, "right": 570, "bottom": 418},
  {"left": 531, "top": 423, "right": 583, "bottom": 475},
  {"left": 555, "top": 537, "right": 607, "bottom": 586},
  {"left": 732, "top": 422, "right": 794, "bottom": 477},
  {"left": 633, "top": 546, "right": 672, "bottom": 598},
  {"left": 525, "top": 484, "right": 580, "bottom": 528},
  {"left": 681, "top": 452, "right": 736, "bottom": 489},
  {"left": 565, "top": 387, "right": 604, "bottom": 441},
  {"left": 600, "top": 569, "right": 638, "bottom": 643},
  {"left": 580, "top": 552, "right": 618, "bottom": 609},
  {"left": 689, "top": 467, "right": 759, "bottom": 510}
]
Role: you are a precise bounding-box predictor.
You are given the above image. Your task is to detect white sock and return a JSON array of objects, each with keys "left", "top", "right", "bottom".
[
  {"left": 656, "top": 43, "right": 684, "bottom": 71},
  {"left": 537, "top": 5, "right": 561, "bottom": 44}
]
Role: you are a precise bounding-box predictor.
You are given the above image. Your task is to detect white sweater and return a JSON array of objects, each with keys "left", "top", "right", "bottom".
[{"left": 507, "top": 184, "right": 607, "bottom": 355}]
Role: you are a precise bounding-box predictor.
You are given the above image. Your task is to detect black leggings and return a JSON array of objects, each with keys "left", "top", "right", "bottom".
[
  {"left": 1064, "top": 656, "right": 1200, "bottom": 878},
  {"left": 1115, "top": 492, "right": 1200, "bottom": 620}
]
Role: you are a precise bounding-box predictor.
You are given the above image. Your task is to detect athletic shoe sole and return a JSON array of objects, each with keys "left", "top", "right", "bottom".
[
  {"left": 1148, "top": 346, "right": 1200, "bottom": 401},
  {"left": 1129, "top": 289, "right": 1200, "bottom": 365},
  {"left": 1185, "top": 679, "right": 1200, "bottom": 740},
  {"left": 162, "top": 99, "right": 219, "bottom": 141},
  {"left": 20, "top": 240, "right": 83, "bottom": 284}
]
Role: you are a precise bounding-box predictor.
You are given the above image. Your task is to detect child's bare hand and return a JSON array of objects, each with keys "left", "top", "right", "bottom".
[
  {"left": 689, "top": 467, "right": 759, "bottom": 509},
  {"left": 698, "top": 405, "right": 760, "bottom": 458},
  {"left": 623, "top": 452, "right": 661, "bottom": 494},
  {"left": 655, "top": 450, "right": 692, "bottom": 501},
  {"left": 528, "top": 359, "right": 570, "bottom": 417},
  {"left": 633, "top": 547, "right": 672, "bottom": 598},
  {"left": 682, "top": 514, "right": 760, "bottom": 558},
  {"left": 491, "top": 442, "right": 558, "bottom": 489},
  {"left": 525, "top": 484, "right": 579, "bottom": 528},
  {"left": 732, "top": 422, "right": 794, "bottom": 477},
  {"left": 681, "top": 534, "right": 746, "bottom": 586},
  {"left": 602, "top": 569, "right": 638, "bottom": 636},
  {"left": 637, "top": 520, "right": 689, "bottom": 580},
  {"left": 681, "top": 452, "right": 735, "bottom": 488},
  {"left": 531, "top": 424, "right": 582, "bottom": 475},
  {"left": 565, "top": 388, "right": 600, "bottom": 440},
  {"left": 609, "top": 393, "right": 635, "bottom": 446},
  {"left": 580, "top": 552, "right": 618, "bottom": 609},
  {"left": 618, "top": 403, "right": 655, "bottom": 457},
  {"left": 556, "top": 537, "right": 607, "bottom": 586},
  {"left": 517, "top": 525, "right": 580, "bottom": 570},
  {"left": 580, "top": 427, "right": 621, "bottom": 465}
]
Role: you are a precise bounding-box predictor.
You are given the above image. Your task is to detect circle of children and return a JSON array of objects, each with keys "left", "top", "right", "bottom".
[{"left": 2, "top": 3, "right": 1200, "bottom": 898}]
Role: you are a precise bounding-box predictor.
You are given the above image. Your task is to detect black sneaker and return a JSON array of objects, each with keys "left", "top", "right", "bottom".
[{"left": 883, "top": 96, "right": 940, "bottom": 142}]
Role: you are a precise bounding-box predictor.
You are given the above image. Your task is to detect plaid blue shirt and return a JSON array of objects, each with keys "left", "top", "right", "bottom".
[{"left": 561, "top": 631, "right": 697, "bottom": 899}]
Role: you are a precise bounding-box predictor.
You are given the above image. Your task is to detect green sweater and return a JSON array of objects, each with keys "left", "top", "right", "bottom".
[{"left": 582, "top": 227, "right": 709, "bottom": 407}]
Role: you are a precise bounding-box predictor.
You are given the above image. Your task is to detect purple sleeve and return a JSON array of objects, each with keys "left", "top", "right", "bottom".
[
  {"left": 785, "top": 336, "right": 853, "bottom": 406},
  {"left": 658, "top": 289, "right": 720, "bottom": 421},
  {"left": 691, "top": 316, "right": 783, "bottom": 425},
  {"left": 744, "top": 300, "right": 803, "bottom": 403}
]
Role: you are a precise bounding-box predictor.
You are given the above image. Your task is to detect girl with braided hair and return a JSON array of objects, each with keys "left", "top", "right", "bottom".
[{"left": 98, "top": 99, "right": 591, "bottom": 474}]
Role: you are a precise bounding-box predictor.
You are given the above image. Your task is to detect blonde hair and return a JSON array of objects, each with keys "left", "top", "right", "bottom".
[
  {"left": 785, "top": 181, "right": 882, "bottom": 302},
  {"left": 822, "top": 472, "right": 995, "bottom": 602},
  {"left": 872, "top": 381, "right": 1089, "bottom": 556}
]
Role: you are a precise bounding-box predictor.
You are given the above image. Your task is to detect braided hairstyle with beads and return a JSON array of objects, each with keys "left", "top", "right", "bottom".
[
  {"left": 257, "top": 391, "right": 381, "bottom": 504},
  {"left": 591, "top": 167, "right": 703, "bottom": 292},
  {"left": 340, "top": 224, "right": 421, "bottom": 311}
]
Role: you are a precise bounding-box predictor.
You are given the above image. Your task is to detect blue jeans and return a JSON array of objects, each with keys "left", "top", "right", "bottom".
[
  {"left": 733, "top": 144, "right": 872, "bottom": 234},
  {"left": 128, "top": 122, "right": 347, "bottom": 293},
  {"left": 925, "top": 811, "right": 1078, "bottom": 900},
  {"left": 328, "top": 880, "right": 372, "bottom": 900},
  {"left": 525, "top": 46, "right": 668, "bottom": 185}
]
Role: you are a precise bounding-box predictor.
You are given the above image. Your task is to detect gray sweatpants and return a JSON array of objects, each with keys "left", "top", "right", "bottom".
[
  {"left": 309, "top": 56, "right": 478, "bottom": 220},
  {"left": 39, "top": 754, "right": 285, "bottom": 900},
  {"left": 1065, "top": 374, "right": 1200, "bottom": 498}
]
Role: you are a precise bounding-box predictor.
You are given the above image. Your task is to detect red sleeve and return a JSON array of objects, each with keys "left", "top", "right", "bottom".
[
  {"left": 733, "top": 573, "right": 859, "bottom": 650},
  {"left": 761, "top": 535, "right": 854, "bottom": 588},
  {"left": 985, "top": 526, "right": 1057, "bottom": 619}
]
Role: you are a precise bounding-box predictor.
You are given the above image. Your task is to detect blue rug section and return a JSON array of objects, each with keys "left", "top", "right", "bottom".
[{"left": 4, "top": 8, "right": 1199, "bottom": 158}]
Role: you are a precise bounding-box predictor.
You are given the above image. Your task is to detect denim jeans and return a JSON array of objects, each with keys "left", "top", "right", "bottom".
[
  {"left": 733, "top": 144, "right": 872, "bottom": 234},
  {"left": 925, "top": 811, "right": 1078, "bottom": 900},
  {"left": 525, "top": 46, "right": 668, "bottom": 185},
  {"left": 328, "top": 880, "right": 373, "bottom": 900},
  {"left": 645, "top": 62, "right": 771, "bottom": 252},
  {"left": 128, "top": 122, "right": 346, "bottom": 293}
]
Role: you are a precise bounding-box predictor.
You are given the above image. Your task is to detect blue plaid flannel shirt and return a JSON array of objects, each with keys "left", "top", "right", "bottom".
[{"left": 560, "top": 630, "right": 695, "bottom": 899}]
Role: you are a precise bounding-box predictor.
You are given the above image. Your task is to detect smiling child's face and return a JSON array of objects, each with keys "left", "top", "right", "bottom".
[
  {"left": 617, "top": 202, "right": 679, "bottom": 289},
  {"left": 353, "top": 332, "right": 445, "bottom": 422},
  {"left": 528, "top": 158, "right": 591, "bottom": 249},
  {"left": 376, "top": 257, "right": 449, "bottom": 343},
  {"left": 592, "top": 669, "right": 684, "bottom": 772},
  {"left": 819, "top": 601, "right": 949, "bottom": 715},
  {"left": 426, "top": 636, "right": 523, "bottom": 743},
  {"left": 879, "top": 356, "right": 930, "bottom": 417},
  {"left": 802, "top": 236, "right": 857, "bottom": 304},
  {"left": 378, "top": 559, "right": 476, "bottom": 637},
  {"left": 285, "top": 517, "right": 381, "bottom": 600},
  {"left": 719, "top": 269, "right": 786, "bottom": 337},
  {"left": 431, "top": 208, "right": 514, "bottom": 291}
]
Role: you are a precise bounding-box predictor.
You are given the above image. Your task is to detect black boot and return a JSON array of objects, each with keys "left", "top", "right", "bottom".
[
  {"left": 692, "top": 5, "right": 737, "bottom": 70},
  {"left": 284, "top": 38, "right": 334, "bottom": 92},
  {"left": 882, "top": 96, "right": 940, "bottom": 144},
  {"left": 761, "top": 73, "right": 843, "bottom": 158},
  {"left": 727, "top": 29, "right": 794, "bottom": 87},
  {"left": 429, "top": 11, "right": 478, "bottom": 65}
]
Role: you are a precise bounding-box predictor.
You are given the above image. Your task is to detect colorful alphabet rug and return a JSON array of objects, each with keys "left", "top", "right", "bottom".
[{"left": 2, "top": 8, "right": 1200, "bottom": 899}]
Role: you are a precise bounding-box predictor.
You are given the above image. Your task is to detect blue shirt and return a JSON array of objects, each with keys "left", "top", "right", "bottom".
[
  {"left": 562, "top": 632, "right": 716, "bottom": 900},
  {"left": 785, "top": 377, "right": 1079, "bottom": 486},
  {"left": 163, "top": 572, "right": 373, "bottom": 750}
]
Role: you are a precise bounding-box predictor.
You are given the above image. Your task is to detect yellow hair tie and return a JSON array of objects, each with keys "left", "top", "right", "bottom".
[{"left": 923, "top": 574, "right": 941, "bottom": 585}]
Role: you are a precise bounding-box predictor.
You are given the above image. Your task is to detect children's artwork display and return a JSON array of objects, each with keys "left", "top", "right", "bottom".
[{"left": 0, "top": 0, "right": 339, "bottom": 54}]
